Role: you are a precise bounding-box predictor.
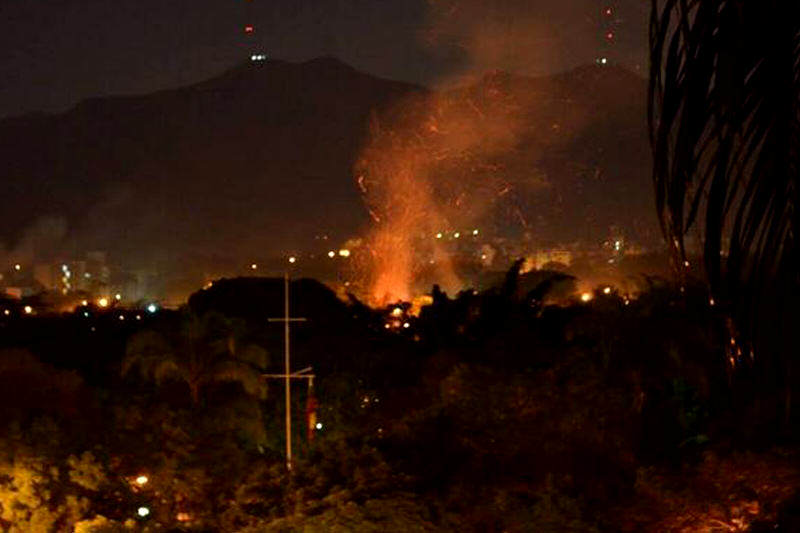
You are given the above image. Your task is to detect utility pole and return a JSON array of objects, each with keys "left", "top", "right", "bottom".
[{"left": 267, "top": 273, "right": 307, "bottom": 471}]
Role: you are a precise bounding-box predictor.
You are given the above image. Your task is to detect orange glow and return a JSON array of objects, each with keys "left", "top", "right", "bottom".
[{"left": 351, "top": 76, "right": 542, "bottom": 306}]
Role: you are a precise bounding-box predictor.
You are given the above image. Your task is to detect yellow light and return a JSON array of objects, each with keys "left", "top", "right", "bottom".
[
  {"left": 135, "top": 475, "right": 148, "bottom": 486},
  {"left": 115, "top": 293, "right": 122, "bottom": 300},
  {"left": 454, "top": 232, "right": 461, "bottom": 238},
  {"left": 251, "top": 263, "right": 258, "bottom": 270},
  {"left": 391, "top": 307, "right": 403, "bottom": 317},
  {"left": 14, "top": 264, "right": 21, "bottom": 271},
  {"left": 3, "top": 309, "right": 9, "bottom": 316},
  {"left": 288, "top": 256, "right": 296, "bottom": 264},
  {"left": 98, "top": 298, "right": 109, "bottom": 308},
  {"left": 580, "top": 292, "right": 592, "bottom": 302},
  {"left": 473, "top": 229, "right": 479, "bottom": 235},
  {"left": 328, "top": 251, "right": 336, "bottom": 258},
  {"left": 435, "top": 233, "right": 443, "bottom": 239},
  {"left": 603, "top": 287, "right": 611, "bottom": 295},
  {"left": 23, "top": 305, "right": 33, "bottom": 314},
  {"left": 81, "top": 300, "right": 88, "bottom": 306},
  {"left": 338, "top": 249, "right": 350, "bottom": 257}
]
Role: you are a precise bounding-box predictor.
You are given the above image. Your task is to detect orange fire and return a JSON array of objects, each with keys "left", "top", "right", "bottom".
[{"left": 353, "top": 73, "right": 541, "bottom": 306}]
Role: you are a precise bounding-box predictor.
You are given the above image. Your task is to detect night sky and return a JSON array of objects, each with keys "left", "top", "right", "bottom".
[{"left": 0, "top": 0, "right": 649, "bottom": 119}]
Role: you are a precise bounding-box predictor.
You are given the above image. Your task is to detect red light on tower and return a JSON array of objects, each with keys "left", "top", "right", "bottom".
[
  {"left": 244, "top": 25, "right": 254, "bottom": 34},
  {"left": 603, "top": 6, "right": 613, "bottom": 17},
  {"left": 606, "top": 31, "right": 615, "bottom": 41}
]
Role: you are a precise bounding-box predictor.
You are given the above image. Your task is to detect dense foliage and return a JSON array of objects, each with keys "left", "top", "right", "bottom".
[{"left": 0, "top": 274, "right": 798, "bottom": 531}]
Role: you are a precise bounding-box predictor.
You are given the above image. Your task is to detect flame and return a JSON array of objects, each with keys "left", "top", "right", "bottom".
[{"left": 352, "top": 69, "right": 547, "bottom": 305}]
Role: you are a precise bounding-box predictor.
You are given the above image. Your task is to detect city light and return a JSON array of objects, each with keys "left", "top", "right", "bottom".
[
  {"left": 251, "top": 263, "right": 258, "bottom": 270},
  {"left": 97, "top": 297, "right": 109, "bottom": 308},
  {"left": 315, "top": 422, "right": 323, "bottom": 430},
  {"left": 603, "top": 287, "right": 611, "bottom": 295},
  {"left": 146, "top": 303, "right": 158, "bottom": 314},
  {"left": 118, "top": 314, "right": 125, "bottom": 321},
  {"left": 135, "top": 475, "right": 149, "bottom": 486},
  {"left": 137, "top": 507, "right": 150, "bottom": 517},
  {"left": 115, "top": 293, "right": 122, "bottom": 300},
  {"left": 328, "top": 251, "right": 336, "bottom": 258},
  {"left": 581, "top": 292, "right": 592, "bottom": 302},
  {"left": 23, "top": 305, "right": 33, "bottom": 315},
  {"left": 14, "top": 264, "right": 20, "bottom": 271},
  {"left": 288, "top": 256, "right": 297, "bottom": 264},
  {"left": 403, "top": 322, "right": 410, "bottom": 328},
  {"left": 436, "top": 233, "right": 443, "bottom": 239},
  {"left": 338, "top": 249, "right": 351, "bottom": 257},
  {"left": 454, "top": 232, "right": 461, "bottom": 238},
  {"left": 473, "top": 229, "right": 479, "bottom": 235},
  {"left": 3, "top": 310, "right": 9, "bottom": 316},
  {"left": 391, "top": 307, "right": 403, "bottom": 317},
  {"left": 81, "top": 300, "right": 88, "bottom": 306}
]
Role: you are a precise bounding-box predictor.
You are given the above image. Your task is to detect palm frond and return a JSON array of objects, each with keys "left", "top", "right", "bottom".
[
  {"left": 150, "top": 360, "right": 183, "bottom": 386},
  {"left": 650, "top": 0, "right": 800, "bottom": 361},
  {"left": 235, "top": 345, "right": 270, "bottom": 371},
  {"left": 122, "top": 331, "right": 173, "bottom": 376},
  {"left": 211, "top": 360, "right": 267, "bottom": 399}
]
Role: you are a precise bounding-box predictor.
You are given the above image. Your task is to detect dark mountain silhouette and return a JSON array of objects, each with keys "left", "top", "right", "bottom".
[
  {"left": 0, "top": 57, "right": 654, "bottom": 280},
  {"left": 0, "top": 57, "right": 420, "bottom": 265}
]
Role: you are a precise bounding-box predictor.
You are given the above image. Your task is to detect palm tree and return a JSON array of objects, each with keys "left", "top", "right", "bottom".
[
  {"left": 122, "top": 310, "right": 269, "bottom": 404},
  {"left": 649, "top": 0, "right": 799, "bottom": 421}
]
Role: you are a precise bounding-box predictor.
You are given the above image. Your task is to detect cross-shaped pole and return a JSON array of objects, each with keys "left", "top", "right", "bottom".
[{"left": 267, "top": 272, "right": 307, "bottom": 471}]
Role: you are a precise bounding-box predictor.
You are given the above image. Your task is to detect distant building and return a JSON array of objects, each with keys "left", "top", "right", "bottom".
[
  {"left": 34, "top": 264, "right": 58, "bottom": 291},
  {"left": 5, "top": 287, "right": 35, "bottom": 299},
  {"left": 531, "top": 249, "right": 573, "bottom": 270}
]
